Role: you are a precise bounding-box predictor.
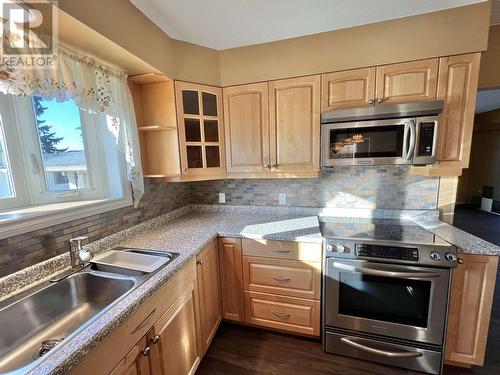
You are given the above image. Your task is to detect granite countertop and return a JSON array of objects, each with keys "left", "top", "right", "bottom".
[
  {"left": 1, "top": 204, "right": 499, "bottom": 375},
  {"left": 23, "top": 208, "right": 322, "bottom": 375}
]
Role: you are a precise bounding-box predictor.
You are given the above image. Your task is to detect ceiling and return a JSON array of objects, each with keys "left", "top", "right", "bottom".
[
  {"left": 129, "top": 0, "right": 487, "bottom": 50},
  {"left": 476, "top": 88, "right": 500, "bottom": 113}
]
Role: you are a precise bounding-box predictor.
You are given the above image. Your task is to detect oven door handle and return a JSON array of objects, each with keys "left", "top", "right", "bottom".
[
  {"left": 333, "top": 262, "right": 442, "bottom": 279},
  {"left": 340, "top": 337, "right": 423, "bottom": 358}
]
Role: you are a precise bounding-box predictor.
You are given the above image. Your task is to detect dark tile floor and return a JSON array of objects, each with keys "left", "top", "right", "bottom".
[{"left": 196, "top": 205, "right": 500, "bottom": 375}]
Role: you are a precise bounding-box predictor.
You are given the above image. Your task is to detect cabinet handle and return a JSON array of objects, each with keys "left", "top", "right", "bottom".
[
  {"left": 271, "top": 276, "right": 290, "bottom": 282},
  {"left": 272, "top": 249, "right": 290, "bottom": 253},
  {"left": 142, "top": 347, "right": 151, "bottom": 356},
  {"left": 377, "top": 98, "right": 384, "bottom": 104},
  {"left": 264, "top": 164, "right": 271, "bottom": 169},
  {"left": 151, "top": 335, "right": 160, "bottom": 344},
  {"left": 368, "top": 99, "right": 374, "bottom": 105},
  {"left": 196, "top": 259, "right": 203, "bottom": 265},
  {"left": 272, "top": 311, "right": 290, "bottom": 319},
  {"left": 183, "top": 167, "right": 188, "bottom": 172},
  {"left": 131, "top": 308, "right": 156, "bottom": 334}
]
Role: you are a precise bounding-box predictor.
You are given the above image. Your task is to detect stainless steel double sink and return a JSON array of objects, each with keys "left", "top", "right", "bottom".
[{"left": 0, "top": 248, "right": 178, "bottom": 374}]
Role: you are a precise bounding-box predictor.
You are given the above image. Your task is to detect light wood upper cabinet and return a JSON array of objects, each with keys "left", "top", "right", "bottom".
[
  {"left": 223, "top": 83, "right": 270, "bottom": 173},
  {"left": 151, "top": 280, "right": 201, "bottom": 375},
  {"left": 196, "top": 241, "right": 222, "bottom": 355},
  {"left": 321, "top": 68, "right": 376, "bottom": 111},
  {"left": 175, "top": 81, "right": 226, "bottom": 180},
  {"left": 437, "top": 53, "right": 481, "bottom": 168},
  {"left": 445, "top": 253, "right": 498, "bottom": 366},
  {"left": 128, "top": 74, "right": 181, "bottom": 178},
  {"left": 218, "top": 237, "right": 245, "bottom": 322},
  {"left": 269, "top": 75, "right": 321, "bottom": 172},
  {"left": 375, "top": 59, "right": 439, "bottom": 104}
]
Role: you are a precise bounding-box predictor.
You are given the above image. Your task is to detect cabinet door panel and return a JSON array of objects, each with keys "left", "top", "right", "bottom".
[
  {"left": 197, "top": 241, "right": 222, "bottom": 355},
  {"left": 376, "top": 59, "right": 438, "bottom": 104},
  {"left": 445, "top": 254, "right": 498, "bottom": 366},
  {"left": 152, "top": 283, "right": 201, "bottom": 375},
  {"left": 321, "top": 68, "right": 376, "bottom": 110},
  {"left": 175, "top": 81, "right": 226, "bottom": 178},
  {"left": 223, "top": 83, "right": 270, "bottom": 173},
  {"left": 437, "top": 53, "right": 480, "bottom": 167},
  {"left": 269, "top": 75, "right": 320, "bottom": 172},
  {"left": 109, "top": 336, "right": 150, "bottom": 375},
  {"left": 218, "top": 237, "right": 245, "bottom": 321}
]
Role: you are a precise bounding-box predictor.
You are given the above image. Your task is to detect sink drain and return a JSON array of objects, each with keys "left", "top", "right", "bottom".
[{"left": 34, "top": 338, "right": 65, "bottom": 359}]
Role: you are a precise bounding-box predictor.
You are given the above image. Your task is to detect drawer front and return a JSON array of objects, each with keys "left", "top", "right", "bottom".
[
  {"left": 243, "top": 256, "right": 321, "bottom": 299},
  {"left": 242, "top": 239, "right": 322, "bottom": 262},
  {"left": 244, "top": 291, "right": 320, "bottom": 336}
]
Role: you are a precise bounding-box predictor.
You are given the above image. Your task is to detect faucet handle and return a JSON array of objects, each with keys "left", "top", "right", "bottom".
[{"left": 70, "top": 236, "right": 88, "bottom": 248}]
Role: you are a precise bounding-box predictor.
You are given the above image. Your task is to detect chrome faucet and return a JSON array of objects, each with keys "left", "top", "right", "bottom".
[{"left": 69, "top": 236, "right": 93, "bottom": 269}]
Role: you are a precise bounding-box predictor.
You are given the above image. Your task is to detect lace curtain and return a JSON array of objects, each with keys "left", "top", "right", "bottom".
[{"left": 0, "top": 46, "right": 144, "bottom": 206}]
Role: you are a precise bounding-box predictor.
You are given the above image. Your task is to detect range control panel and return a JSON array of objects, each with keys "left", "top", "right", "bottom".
[
  {"left": 356, "top": 244, "right": 418, "bottom": 261},
  {"left": 325, "top": 239, "right": 458, "bottom": 267}
]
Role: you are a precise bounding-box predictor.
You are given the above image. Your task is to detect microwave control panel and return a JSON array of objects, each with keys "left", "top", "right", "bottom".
[{"left": 418, "top": 122, "right": 435, "bottom": 156}]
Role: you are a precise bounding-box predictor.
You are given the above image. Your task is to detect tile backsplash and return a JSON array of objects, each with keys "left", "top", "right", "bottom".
[
  {"left": 0, "top": 166, "right": 439, "bottom": 278},
  {"left": 0, "top": 179, "right": 190, "bottom": 278},
  {"left": 190, "top": 166, "right": 439, "bottom": 210}
]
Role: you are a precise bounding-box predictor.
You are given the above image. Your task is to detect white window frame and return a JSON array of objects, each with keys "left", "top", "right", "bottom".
[{"left": 0, "top": 93, "right": 133, "bottom": 236}]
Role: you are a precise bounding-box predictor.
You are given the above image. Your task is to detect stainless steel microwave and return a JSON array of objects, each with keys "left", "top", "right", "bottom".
[{"left": 321, "top": 101, "right": 443, "bottom": 167}]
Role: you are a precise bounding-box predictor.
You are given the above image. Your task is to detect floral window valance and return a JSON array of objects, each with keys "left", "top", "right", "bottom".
[{"left": 0, "top": 46, "right": 144, "bottom": 206}]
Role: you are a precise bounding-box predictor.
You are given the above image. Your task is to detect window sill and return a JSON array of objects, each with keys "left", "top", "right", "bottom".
[{"left": 0, "top": 197, "right": 133, "bottom": 239}]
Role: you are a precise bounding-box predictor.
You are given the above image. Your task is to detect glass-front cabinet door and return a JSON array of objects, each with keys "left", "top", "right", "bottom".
[{"left": 175, "top": 81, "right": 226, "bottom": 178}]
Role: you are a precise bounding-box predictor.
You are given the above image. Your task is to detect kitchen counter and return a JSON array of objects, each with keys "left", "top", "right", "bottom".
[
  {"left": 17, "top": 207, "right": 322, "bottom": 375},
  {"left": 1, "top": 204, "right": 499, "bottom": 375}
]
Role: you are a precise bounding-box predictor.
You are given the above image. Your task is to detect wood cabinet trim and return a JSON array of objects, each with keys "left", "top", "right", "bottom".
[{"left": 445, "top": 253, "right": 498, "bottom": 366}]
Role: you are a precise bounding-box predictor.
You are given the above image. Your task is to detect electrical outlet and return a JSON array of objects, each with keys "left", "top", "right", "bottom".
[
  {"left": 278, "top": 193, "right": 286, "bottom": 205},
  {"left": 218, "top": 192, "right": 226, "bottom": 204}
]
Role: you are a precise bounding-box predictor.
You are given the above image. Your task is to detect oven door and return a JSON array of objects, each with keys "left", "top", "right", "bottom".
[
  {"left": 321, "top": 118, "right": 416, "bottom": 166},
  {"left": 324, "top": 259, "right": 450, "bottom": 345}
]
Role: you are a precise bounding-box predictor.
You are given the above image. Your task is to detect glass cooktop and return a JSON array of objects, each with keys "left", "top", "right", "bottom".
[{"left": 320, "top": 218, "right": 451, "bottom": 246}]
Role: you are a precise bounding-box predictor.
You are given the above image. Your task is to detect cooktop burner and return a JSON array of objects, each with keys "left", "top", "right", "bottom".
[{"left": 320, "top": 218, "right": 451, "bottom": 246}]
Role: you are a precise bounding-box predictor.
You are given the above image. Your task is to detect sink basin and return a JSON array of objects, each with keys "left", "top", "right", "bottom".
[
  {"left": 91, "top": 249, "right": 173, "bottom": 273},
  {"left": 0, "top": 271, "right": 136, "bottom": 374}
]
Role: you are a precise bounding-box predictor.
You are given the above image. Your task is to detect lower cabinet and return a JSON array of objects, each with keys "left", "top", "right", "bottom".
[
  {"left": 218, "top": 237, "right": 245, "bottom": 322},
  {"left": 445, "top": 253, "right": 499, "bottom": 367},
  {"left": 110, "top": 333, "right": 153, "bottom": 375},
  {"left": 150, "top": 281, "right": 201, "bottom": 375},
  {"left": 196, "top": 240, "right": 222, "bottom": 354}
]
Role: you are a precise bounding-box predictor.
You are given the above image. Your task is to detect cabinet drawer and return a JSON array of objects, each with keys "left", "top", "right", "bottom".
[
  {"left": 243, "top": 256, "right": 321, "bottom": 299},
  {"left": 244, "top": 291, "right": 320, "bottom": 336},
  {"left": 242, "top": 239, "right": 322, "bottom": 262}
]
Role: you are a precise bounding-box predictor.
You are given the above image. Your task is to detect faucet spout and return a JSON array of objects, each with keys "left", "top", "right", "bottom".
[{"left": 69, "top": 236, "right": 90, "bottom": 269}]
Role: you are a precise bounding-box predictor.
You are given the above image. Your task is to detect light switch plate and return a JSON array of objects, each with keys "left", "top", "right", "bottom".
[
  {"left": 218, "top": 192, "right": 226, "bottom": 204},
  {"left": 279, "top": 193, "right": 286, "bottom": 205}
]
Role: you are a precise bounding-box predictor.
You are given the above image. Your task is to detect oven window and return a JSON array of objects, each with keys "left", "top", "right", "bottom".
[
  {"left": 329, "top": 125, "right": 404, "bottom": 159},
  {"left": 339, "top": 273, "right": 431, "bottom": 327}
]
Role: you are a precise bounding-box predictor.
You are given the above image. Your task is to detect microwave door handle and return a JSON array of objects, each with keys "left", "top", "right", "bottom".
[
  {"left": 340, "top": 337, "right": 423, "bottom": 358},
  {"left": 405, "top": 120, "right": 416, "bottom": 160},
  {"left": 333, "top": 261, "right": 442, "bottom": 279}
]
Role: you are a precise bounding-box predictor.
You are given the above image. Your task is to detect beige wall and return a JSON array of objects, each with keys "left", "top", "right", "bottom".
[
  {"left": 57, "top": 0, "right": 220, "bottom": 85},
  {"left": 457, "top": 109, "right": 500, "bottom": 203},
  {"left": 58, "top": 1, "right": 491, "bottom": 87},
  {"left": 219, "top": 2, "right": 491, "bottom": 86},
  {"left": 479, "top": 24, "right": 500, "bottom": 89}
]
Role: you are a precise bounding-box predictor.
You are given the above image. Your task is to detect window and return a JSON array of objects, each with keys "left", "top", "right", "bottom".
[{"left": 0, "top": 93, "right": 129, "bottom": 211}]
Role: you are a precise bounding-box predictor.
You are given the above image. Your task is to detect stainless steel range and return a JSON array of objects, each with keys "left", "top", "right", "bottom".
[{"left": 321, "top": 219, "right": 458, "bottom": 375}]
